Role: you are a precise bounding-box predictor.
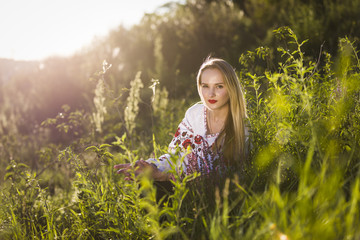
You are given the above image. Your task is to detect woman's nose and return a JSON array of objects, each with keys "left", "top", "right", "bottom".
[{"left": 209, "top": 88, "right": 216, "bottom": 97}]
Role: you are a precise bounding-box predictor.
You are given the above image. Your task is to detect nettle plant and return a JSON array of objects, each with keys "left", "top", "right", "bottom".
[
  {"left": 241, "top": 27, "right": 360, "bottom": 189},
  {"left": 235, "top": 26, "right": 360, "bottom": 239}
]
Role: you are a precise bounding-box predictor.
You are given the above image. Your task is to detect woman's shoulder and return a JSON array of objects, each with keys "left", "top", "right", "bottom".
[
  {"left": 185, "top": 102, "right": 204, "bottom": 117},
  {"left": 182, "top": 102, "right": 205, "bottom": 134}
]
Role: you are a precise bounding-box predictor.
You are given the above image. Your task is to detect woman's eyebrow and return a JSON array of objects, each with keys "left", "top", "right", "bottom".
[
  {"left": 201, "top": 82, "right": 224, "bottom": 84},
  {"left": 200, "top": 82, "right": 224, "bottom": 85}
]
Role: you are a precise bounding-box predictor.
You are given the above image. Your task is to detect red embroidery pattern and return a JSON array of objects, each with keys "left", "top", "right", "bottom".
[
  {"left": 174, "top": 128, "right": 180, "bottom": 137},
  {"left": 182, "top": 139, "right": 192, "bottom": 149},
  {"left": 155, "top": 105, "right": 230, "bottom": 178},
  {"left": 168, "top": 127, "right": 225, "bottom": 176}
]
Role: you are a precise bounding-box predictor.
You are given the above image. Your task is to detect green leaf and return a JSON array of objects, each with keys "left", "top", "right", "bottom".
[
  {"left": 100, "top": 144, "right": 112, "bottom": 149},
  {"left": 4, "top": 172, "right": 14, "bottom": 180},
  {"left": 85, "top": 146, "right": 99, "bottom": 152}
]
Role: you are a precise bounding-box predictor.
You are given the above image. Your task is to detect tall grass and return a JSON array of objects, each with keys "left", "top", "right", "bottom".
[{"left": 1, "top": 27, "right": 359, "bottom": 239}]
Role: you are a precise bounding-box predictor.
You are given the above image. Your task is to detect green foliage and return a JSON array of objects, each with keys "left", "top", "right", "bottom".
[
  {"left": 1, "top": 0, "right": 360, "bottom": 237},
  {"left": 1, "top": 22, "right": 360, "bottom": 240}
]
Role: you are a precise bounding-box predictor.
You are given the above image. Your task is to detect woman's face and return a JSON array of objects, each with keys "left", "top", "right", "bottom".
[{"left": 199, "top": 68, "right": 229, "bottom": 112}]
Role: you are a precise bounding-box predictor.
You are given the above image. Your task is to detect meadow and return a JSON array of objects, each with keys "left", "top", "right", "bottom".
[{"left": 1, "top": 27, "right": 360, "bottom": 239}]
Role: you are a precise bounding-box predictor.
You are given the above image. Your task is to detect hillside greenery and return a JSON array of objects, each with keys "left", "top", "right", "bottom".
[{"left": 1, "top": 0, "right": 360, "bottom": 239}]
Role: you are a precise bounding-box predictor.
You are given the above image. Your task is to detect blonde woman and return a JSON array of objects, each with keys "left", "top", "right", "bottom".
[{"left": 114, "top": 57, "right": 249, "bottom": 181}]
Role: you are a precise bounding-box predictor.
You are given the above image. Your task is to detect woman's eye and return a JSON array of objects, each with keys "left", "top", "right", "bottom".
[
  {"left": 217, "top": 85, "right": 224, "bottom": 89},
  {"left": 202, "top": 85, "right": 208, "bottom": 88}
]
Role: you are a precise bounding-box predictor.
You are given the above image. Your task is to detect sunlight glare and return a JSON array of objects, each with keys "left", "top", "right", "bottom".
[{"left": 0, "top": 0, "right": 173, "bottom": 61}]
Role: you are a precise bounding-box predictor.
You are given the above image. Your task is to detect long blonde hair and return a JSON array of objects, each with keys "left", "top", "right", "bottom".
[{"left": 197, "top": 57, "right": 247, "bottom": 165}]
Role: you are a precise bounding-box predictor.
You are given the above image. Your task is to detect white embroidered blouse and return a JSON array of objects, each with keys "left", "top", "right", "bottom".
[{"left": 146, "top": 103, "right": 249, "bottom": 177}]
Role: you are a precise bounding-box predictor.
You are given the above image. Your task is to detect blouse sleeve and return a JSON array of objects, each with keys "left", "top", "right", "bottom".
[{"left": 146, "top": 106, "right": 197, "bottom": 173}]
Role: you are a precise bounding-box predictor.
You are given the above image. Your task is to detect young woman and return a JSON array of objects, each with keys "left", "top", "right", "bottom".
[{"left": 114, "top": 57, "right": 249, "bottom": 181}]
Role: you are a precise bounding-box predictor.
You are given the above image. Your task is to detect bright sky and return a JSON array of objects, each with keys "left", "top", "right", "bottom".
[{"left": 0, "top": 0, "right": 177, "bottom": 61}]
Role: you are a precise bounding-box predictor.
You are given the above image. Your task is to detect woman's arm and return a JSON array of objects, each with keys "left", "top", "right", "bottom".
[
  {"left": 114, "top": 159, "right": 171, "bottom": 181},
  {"left": 115, "top": 104, "right": 199, "bottom": 181}
]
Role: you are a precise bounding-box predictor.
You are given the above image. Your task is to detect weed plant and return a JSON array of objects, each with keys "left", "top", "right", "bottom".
[{"left": 1, "top": 27, "right": 360, "bottom": 239}]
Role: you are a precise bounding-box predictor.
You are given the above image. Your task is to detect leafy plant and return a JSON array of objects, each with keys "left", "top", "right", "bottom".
[{"left": 1, "top": 28, "right": 360, "bottom": 239}]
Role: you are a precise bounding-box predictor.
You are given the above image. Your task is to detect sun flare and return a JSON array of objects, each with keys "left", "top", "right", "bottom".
[{"left": 0, "top": 0, "right": 170, "bottom": 61}]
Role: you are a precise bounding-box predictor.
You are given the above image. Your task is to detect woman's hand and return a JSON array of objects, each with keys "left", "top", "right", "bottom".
[{"left": 114, "top": 159, "right": 170, "bottom": 181}]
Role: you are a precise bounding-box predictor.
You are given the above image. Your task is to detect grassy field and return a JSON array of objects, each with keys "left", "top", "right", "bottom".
[{"left": 1, "top": 28, "right": 360, "bottom": 239}]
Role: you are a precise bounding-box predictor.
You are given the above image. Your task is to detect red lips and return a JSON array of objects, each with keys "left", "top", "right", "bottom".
[{"left": 208, "top": 99, "right": 217, "bottom": 104}]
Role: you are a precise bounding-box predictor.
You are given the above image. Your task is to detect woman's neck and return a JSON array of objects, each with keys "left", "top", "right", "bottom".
[
  {"left": 206, "top": 105, "right": 229, "bottom": 134},
  {"left": 208, "top": 104, "right": 229, "bottom": 121}
]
